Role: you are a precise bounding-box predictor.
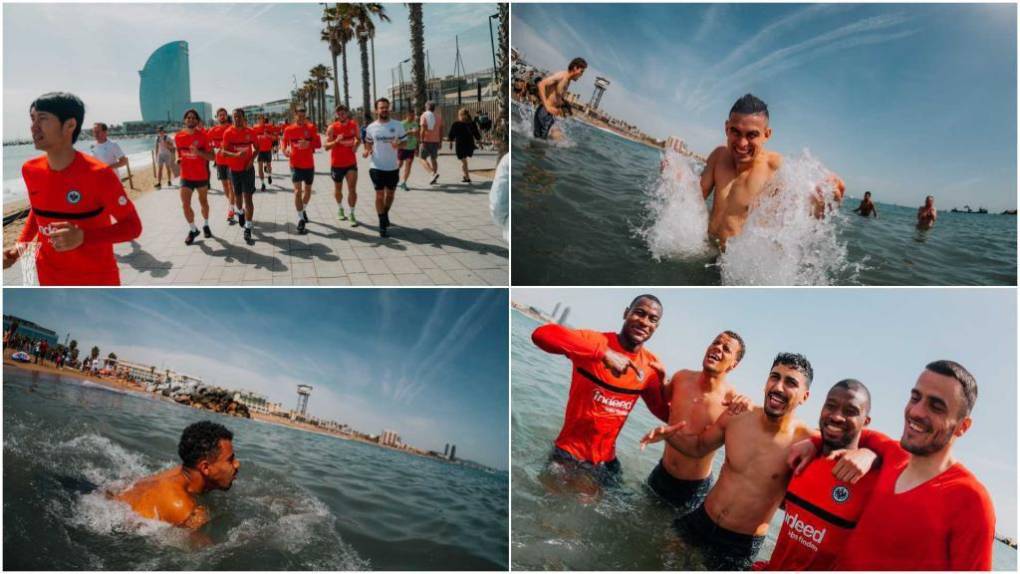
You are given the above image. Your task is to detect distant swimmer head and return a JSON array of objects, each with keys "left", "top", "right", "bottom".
[
  {"left": 568, "top": 57, "right": 588, "bottom": 80},
  {"left": 725, "top": 93, "right": 771, "bottom": 165},
  {"left": 702, "top": 331, "right": 745, "bottom": 375},
  {"left": 864, "top": 191, "right": 872, "bottom": 199},
  {"left": 620, "top": 294, "right": 662, "bottom": 348},
  {"left": 924, "top": 195, "right": 935, "bottom": 207},
  {"left": 820, "top": 379, "right": 872, "bottom": 451},
  {"left": 901, "top": 360, "right": 976, "bottom": 456},
  {"left": 179, "top": 421, "right": 239, "bottom": 491},
  {"left": 764, "top": 352, "right": 812, "bottom": 419},
  {"left": 30, "top": 91, "right": 85, "bottom": 148}
]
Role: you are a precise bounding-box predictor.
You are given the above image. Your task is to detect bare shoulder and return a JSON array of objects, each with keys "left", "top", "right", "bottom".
[
  {"left": 767, "top": 150, "right": 783, "bottom": 171},
  {"left": 157, "top": 483, "right": 198, "bottom": 526},
  {"left": 792, "top": 419, "right": 813, "bottom": 440},
  {"left": 707, "top": 145, "right": 727, "bottom": 165}
]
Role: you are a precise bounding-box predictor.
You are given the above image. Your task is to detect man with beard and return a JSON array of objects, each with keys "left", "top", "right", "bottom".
[
  {"left": 174, "top": 108, "right": 216, "bottom": 245},
  {"left": 113, "top": 421, "right": 240, "bottom": 528},
  {"left": 645, "top": 331, "right": 752, "bottom": 515},
  {"left": 917, "top": 195, "right": 937, "bottom": 230},
  {"left": 827, "top": 361, "right": 994, "bottom": 570},
  {"left": 206, "top": 109, "right": 236, "bottom": 225},
  {"left": 532, "top": 294, "right": 670, "bottom": 488},
  {"left": 362, "top": 98, "right": 406, "bottom": 238},
  {"left": 220, "top": 109, "right": 258, "bottom": 244},
  {"left": 641, "top": 353, "right": 816, "bottom": 570},
  {"left": 759, "top": 379, "right": 880, "bottom": 570}
]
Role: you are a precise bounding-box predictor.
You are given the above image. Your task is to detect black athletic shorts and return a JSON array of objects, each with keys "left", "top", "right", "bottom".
[
  {"left": 331, "top": 166, "right": 357, "bottom": 182},
  {"left": 673, "top": 503, "right": 765, "bottom": 571},
  {"left": 547, "top": 446, "right": 623, "bottom": 487},
  {"left": 257, "top": 151, "right": 272, "bottom": 162},
  {"left": 229, "top": 167, "right": 256, "bottom": 196},
  {"left": 369, "top": 168, "right": 399, "bottom": 190},
  {"left": 533, "top": 104, "right": 556, "bottom": 139},
  {"left": 646, "top": 460, "right": 713, "bottom": 515},
  {"left": 180, "top": 179, "right": 210, "bottom": 190},
  {"left": 291, "top": 167, "right": 315, "bottom": 185},
  {"left": 216, "top": 164, "right": 230, "bottom": 181},
  {"left": 397, "top": 148, "right": 416, "bottom": 161}
]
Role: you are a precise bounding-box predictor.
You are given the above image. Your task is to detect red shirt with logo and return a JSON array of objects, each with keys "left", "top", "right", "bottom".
[
  {"left": 328, "top": 119, "right": 359, "bottom": 168},
  {"left": 532, "top": 324, "right": 667, "bottom": 464},
  {"left": 283, "top": 122, "right": 321, "bottom": 169},
  {"left": 252, "top": 123, "right": 275, "bottom": 152},
  {"left": 221, "top": 126, "right": 256, "bottom": 172},
  {"left": 206, "top": 124, "right": 229, "bottom": 166},
  {"left": 174, "top": 129, "right": 211, "bottom": 181},
  {"left": 764, "top": 456, "right": 879, "bottom": 570},
  {"left": 834, "top": 430, "right": 995, "bottom": 571},
  {"left": 18, "top": 152, "right": 142, "bottom": 285}
]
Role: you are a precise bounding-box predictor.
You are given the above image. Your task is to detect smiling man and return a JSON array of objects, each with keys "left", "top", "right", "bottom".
[
  {"left": 531, "top": 294, "right": 669, "bottom": 488},
  {"left": 114, "top": 421, "right": 240, "bottom": 529}
]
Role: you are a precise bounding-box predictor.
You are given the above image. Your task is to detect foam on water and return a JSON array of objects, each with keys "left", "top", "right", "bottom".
[{"left": 511, "top": 101, "right": 577, "bottom": 148}]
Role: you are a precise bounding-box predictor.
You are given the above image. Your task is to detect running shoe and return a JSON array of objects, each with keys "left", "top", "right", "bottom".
[
  {"left": 302, "top": 211, "right": 310, "bottom": 224},
  {"left": 297, "top": 219, "right": 307, "bottom": 234},
  {"left": 337, "top": 207, "right": 347, "bottom": 221},
  {"left": 268, "top": 176, "right": 273, "bottom": 185},
  {"left": 400, "top": 182, "right": 409, "bottom": 191},
  {"left": 350, "top": 212, "right": 358, "bottom": 227},
  {"left": 430, "top": 173, "right": 439, "bottom": 185},
  {"left": 261, "top": 182, "right": 266, "bottom": 191},
  {"left": 185, "top": 229, "right": 200, "bottom": 246},
  {"left": 227, "top": 209, "right": 236, "bottom": 225},
  {"left": 462, "top": 176, "right": 471, "bottom": 183},
  {"left": 203, "top": 224, "right": 212, "bottom": 238},
  {"left": 244, "top": 227, "right": 253, "bottom": 244}
]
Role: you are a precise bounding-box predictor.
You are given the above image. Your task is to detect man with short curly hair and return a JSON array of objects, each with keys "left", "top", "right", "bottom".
[{"left": 113, "top": 420, "right": 239, "bottom": 528}]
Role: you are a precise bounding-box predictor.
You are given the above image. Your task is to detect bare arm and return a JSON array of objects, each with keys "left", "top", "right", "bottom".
[{"left": 701, "top": 148, "right": 720, "bottom": 200}]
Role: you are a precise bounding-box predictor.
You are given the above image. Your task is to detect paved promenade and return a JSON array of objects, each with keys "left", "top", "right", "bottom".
[{"left": 4, "top": 148, "right": 507, "bottom": 286}]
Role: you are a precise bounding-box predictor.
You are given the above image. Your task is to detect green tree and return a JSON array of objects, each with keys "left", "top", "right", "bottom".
[
  {"left": 349, "top": 4, "right": 391, "bottom": 125},
  {"left": 407, "top": 3, "right": 427, "bottom": 114}
]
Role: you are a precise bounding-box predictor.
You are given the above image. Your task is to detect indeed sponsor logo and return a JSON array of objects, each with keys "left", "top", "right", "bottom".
[
  {"left": 592, "top": 389, "right": 636, "bottom": 414},
  {"left": 785, "top": 511, "right": 826, "bottom": 544}
]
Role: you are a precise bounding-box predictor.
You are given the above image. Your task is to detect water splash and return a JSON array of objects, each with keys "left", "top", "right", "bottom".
[
  {"left": 511, "top": 101, "right": 577, "bottom": 148},
  {"left": 640, "top": 146, "right": 713, "bottom": 259}
]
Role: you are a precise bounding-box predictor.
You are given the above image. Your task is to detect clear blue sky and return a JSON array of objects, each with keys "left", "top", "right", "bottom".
[
  {"left": 4, "top": 3, "right": 500, "bottom": 135},
  {"left": 513, "top": 4, "right": 1017, "bottom": 210},
  {"left": 513, "top": 288, "right": 1017, "bottom": 537},
  {"left": 4, "top": 289, "right": 509, "bottom": 470}
]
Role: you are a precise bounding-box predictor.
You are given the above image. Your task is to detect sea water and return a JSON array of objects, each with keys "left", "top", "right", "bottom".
[
  {"left": 3, "top": 369, "right": 508, "bottom": 570},
  {"left": 511, "top": 104, "right": 1017, "bottom": 286},
  {"left": 510, "top": 311, "right": 1017, "bottom": 570}
]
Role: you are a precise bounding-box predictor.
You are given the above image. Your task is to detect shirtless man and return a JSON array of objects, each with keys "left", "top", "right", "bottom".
[
  {"left": 641, "top": 353, "right": 816, "bottom": 570},
  {"left": 917, "top": 195, "right": 937, "bottom": 229},
  {"left": 854, "top": 191, "right": 878, "bottom": 218},
  {"left": 645, "top": 331, "right": 750, "bottom": 514},
  {"left": 113, "top": 421, "right": 239, "bottom": 529},
  {"left": 533, "top": 57, "right": 586, "bottom": 140}
]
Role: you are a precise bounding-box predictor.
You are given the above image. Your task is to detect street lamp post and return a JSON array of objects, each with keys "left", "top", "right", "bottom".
[{"left": 488, "top": 13, "right": 499, "bottom": 80}]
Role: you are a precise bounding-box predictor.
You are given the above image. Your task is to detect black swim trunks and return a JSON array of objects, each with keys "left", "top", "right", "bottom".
[
  {"left": 673, "top": 503, "right": 765, "bottom": 571},
  {"left": 180, "top": 179, "right": 210, "bottom": 191},
  {"left": 291, "top": 167, "right": 315, "bottom": 185},
  {"left": 216, "top": 164, "right": 230, "bottom": 181},
  {"left": 533, "top": 104, "right": 557, "bottom": 139},
  {"left": 548, "top": 446, "right": 623, "bottom": 487},
  {"left": 369, "top": 168, "right": 399, "bottom": 191},
  {"left": 229, "top": 167, "right": 256, "bottom": 196},
  {"left": 257, "top": 151, "right": 272, "bottom": 162},
  {"left": 331, "top": 166, "right": 357, "bottom": 182},
  {"left": 646, "top": 460, "right": 713, "bottom": 515}
]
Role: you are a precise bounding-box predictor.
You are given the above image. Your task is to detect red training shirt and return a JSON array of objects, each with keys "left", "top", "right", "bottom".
[
  {"left": 174, "top": 129, "right": 211, "bottom": 181},
  {"left": 283, "top": 122, "right": 321, "bottom": 169},
  {"left": 328, "top": 119, "right": 359, "bottom": 168},
  {"left": 206, "top": 124, "right": 228, "bottom": 166},
  {"left": 252, "top": 123, "right": 275, "bottom": 152},
  {"left": 221, "top": 126, "right": 256, "bottom": 172}
]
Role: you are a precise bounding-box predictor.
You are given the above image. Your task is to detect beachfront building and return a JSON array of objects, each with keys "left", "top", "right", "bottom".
[
  {"left": 233, "top": 390, "right": 285, "bottom": 416},
  {"left": 379, "top": 430, "right": 402, "bottom": 447},
  {"left": 3, "top": 315, "right": 59, "bottom": 346},
  {"left": 138, "top": 41, "right": 212, "bottom": 123},
  {"left": 242, "top": 96, "right": 335, "bottom": 123},
  {"left": 112, "top": 358, "right": 203, "bottom": 388}
]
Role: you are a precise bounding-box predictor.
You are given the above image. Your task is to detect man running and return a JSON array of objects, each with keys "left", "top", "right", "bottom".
[
  {"left": 418, "top": 101, "right": 443, "bottom": 185},
  {"left": 252, "top": 114, "right": 275, "bottom": 191},
  {"left": 641, "top": 353, "right": 817, "bottom": 570},
  {"left": 532, "top": 295, "right": 669, "bottom": 489},
  {"left": 206, "top": 108, "right": 237, "bottom": 225},
  {"left": 324, "top": 105, "right": 360, "bottom": 226},
  {"left": 282, "top": 106, "right": 321, "bottom": 235},
  {"left": 363, "top": 98, "right": 407, "bottom": 238},
  {"left": 854, "top": 191, "right": 878, "bottom": 218},
  {"left": 645, "top": 331, "right": 750, "bottom": 515},
  {"left": 174, "top": 108, "right": 216, "bottom": 245},
  {"left": 399, "top": 108, "right": 419, "bottom": 191},
  {"left": 220, "top": 109, "right": 258, "bottom": 244},
  {"left": 534, "top": 57, "right": 587, "bottom": 140},
  {"left": 759, "top": 379, "right": 879, "bottom": 570},
  {"left": 917, "top": 195, "right": 937, "bottom": 229},
  {"left": 154, "top": 126, "right": 176, "bottom": 189},
  {"left": 113, "top": 421, "right": 239, "bottom": 528},
  {"left": 3, "top": 92, "right": 142, "bottom": 285}
]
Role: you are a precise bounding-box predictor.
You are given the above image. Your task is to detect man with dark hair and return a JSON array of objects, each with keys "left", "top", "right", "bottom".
[
  {"left": 325, "top": 105, "right": 361, "bottom": 225},
  {"left": 206, "top": 108, "right": 237, "bottom": 225},
  {"left": 418, "top": 101, "right": 442, "bottom": 185},
  {"left": 89, "top": 122, "right": 127, "bottom": 172},
  {"left": 363, "top": 97, "right": 407, "bottom": 237},
  {"left": 531, "top": 295, "right": 670, "bottom": 489},
  {"left": 917, "top": 195, "right": 937, "bottom": 229},
  {"left": 154, "top": 126, "right": 176, "bottom": 189},
  {"left": 221, "top": 108, "right": 258, "bottom": 244},
  {"left": 644, "top": 330, "right": 751, "bottom": 515},
  {"left": 3, "top": 92, "right": 142, "bottom": 285},
  {"left": 175, "top": 109, "right": 216, "bottom": 245},
  {"left": 641, "top": 352, "right": 816, "bottom": 570},
  {"left": 114, "top": 421, "right": 240, "bottom": 528},
  {"left": 282, "top": 106, "right": 322, "bottom": 234},
  {"left": 252, "top": 114, "right": 275, "bottom": 191},
  {"left": 534, "top": 57, "right": 587, "bottom": 140},
  {"left": 854, "top": 191, "right": 878, "bottom": 218}
]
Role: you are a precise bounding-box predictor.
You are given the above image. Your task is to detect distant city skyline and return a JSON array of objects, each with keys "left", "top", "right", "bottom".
[
  {"left": 514, "top": 3, "right": 1017, "bottom": 210},
  {"left": 4, "top": 3, "right": 501, "bottom": 137},
  {"left": 3, "top": 289, "right": 509, "bottom": 470}
]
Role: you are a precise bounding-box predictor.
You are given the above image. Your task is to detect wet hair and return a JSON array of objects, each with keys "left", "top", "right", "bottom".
[
  {"left": 925, "top": 360, "right": 977, "bottom": 417},
  {"left": 178, "top": 421, "right": 233, "bottom": 468},
  {"left": 568, "top": 57, "right": 588, "bottom": 71},
  {"left": 94, "top": 122, "right": 109, "bottom": 132},
  {"left": 375, "top": 97, "right": 391, "bottom": 109},
  {"left": 771, "top": 352, "right": 813, "bottom": 388},
  {"left": 627, "top": 294, "right": 662, "bottom": 313},
  {"left": 182, "top": 108, "right": 200, "bottom": 121},
  {"left": 729, "top": 93, "right": 769, "bottom": 120},
  {"left": 720, "top": 330, "right": 746, "bottom": 363},
  {"left": 832, "top": 378, "right": 871, "bottom": 414},
  {"left": 31, "top": 92, "right": 85, "bottom": 143},
  {"left": 864, "top": 191, "right": 872, "bottom": 197}
]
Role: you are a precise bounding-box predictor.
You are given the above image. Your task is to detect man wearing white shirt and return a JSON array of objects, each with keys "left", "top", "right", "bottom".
[
  {"left": 363, "top": 98, "right": 407, "bottom": 238},
  {"left": 90, "top": 123, "right": 127, "bottom": 173}
]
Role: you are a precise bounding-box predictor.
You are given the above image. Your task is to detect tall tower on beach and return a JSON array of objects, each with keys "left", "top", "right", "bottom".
[
  {"left": 296, "top": 384, "right": 313, "bottom": 417},
  {"left": 589, "top": 77, "right": 611, "bottom": 111}
]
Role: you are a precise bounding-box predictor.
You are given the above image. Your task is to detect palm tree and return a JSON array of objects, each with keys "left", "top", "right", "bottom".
[
  {"left": 311, "top": 64, "right": 332, "bottom": 128},
  {"left": 323, "top": 4, "right": 357, "bottom": 109},
  {"left": 496, "top": 3, "right": 509, "bottom": 158},
  {"left": 349, "top": 4, "right": 391, "bottom": 125},
  {"left": 407, "top": 3, "right": 427, "bottom": 114},
  {"left": 303, "top": 79, "right": 318, "bottom": 125},
  {"left": 90, "top": 346, "right": 100, "bottom": 361}
]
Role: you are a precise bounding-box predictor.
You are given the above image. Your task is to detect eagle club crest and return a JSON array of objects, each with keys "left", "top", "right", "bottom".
[
  {"left": 832, "top": 485, "right": 850, "bottom": 503},
  {"left": 66, "top": 190, "right": 82, "bottom": 204}
]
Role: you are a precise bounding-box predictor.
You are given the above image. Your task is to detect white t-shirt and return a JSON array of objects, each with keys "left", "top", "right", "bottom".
[
  {"left": 364, "top": 120, "right": 407, "bottom": 171},
  {"left": 90, "top": 140, "right": 125, "bottom": 168}
]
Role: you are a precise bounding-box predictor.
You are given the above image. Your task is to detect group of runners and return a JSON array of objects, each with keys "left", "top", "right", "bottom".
[{"left": 533, "top": 294, "right": 995, "bottom": 571}]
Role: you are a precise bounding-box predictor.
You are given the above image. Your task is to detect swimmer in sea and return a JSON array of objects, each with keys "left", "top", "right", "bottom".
[
  {"left": 113, "top": 421, "right": 239, "bottom": 528},
  {"left": 854, "top": 191, "right": 879, "bottom": 218},
  {"left": 534, "top": 57, "right": 586, "bottom": 141},
  {"left": 917, "top": 195, "right": 937, "bottom": 229}
]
